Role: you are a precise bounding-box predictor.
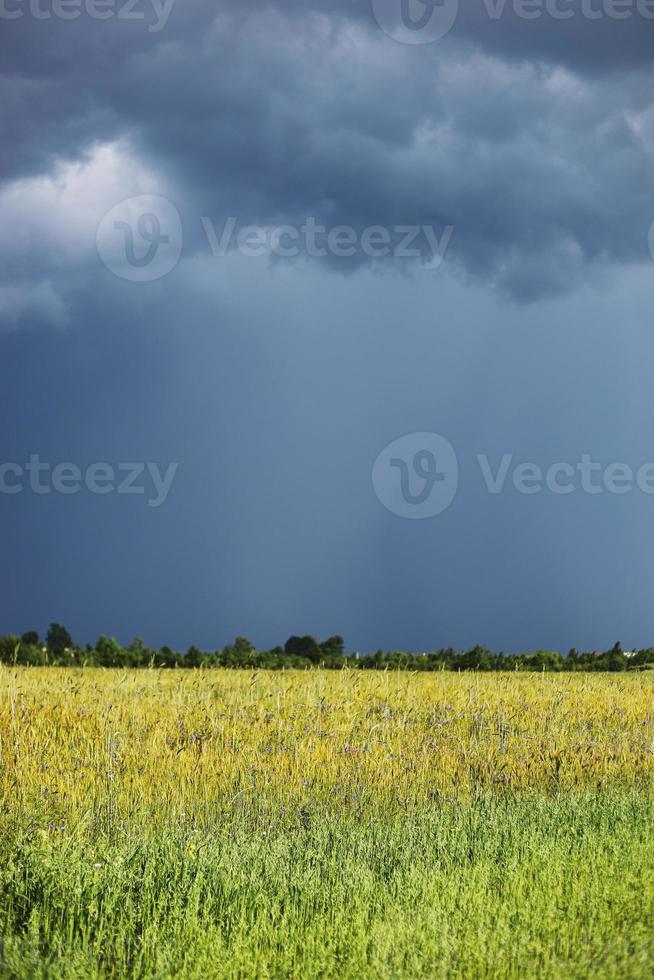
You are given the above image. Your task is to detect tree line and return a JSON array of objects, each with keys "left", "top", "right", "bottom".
[{"left": 1, "top": 626, "right": 653, "bottom": 672}]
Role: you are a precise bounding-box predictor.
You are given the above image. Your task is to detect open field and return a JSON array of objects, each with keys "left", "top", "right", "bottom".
[{"left": 1, "top": 669, "right": 653, "bottom": 978}]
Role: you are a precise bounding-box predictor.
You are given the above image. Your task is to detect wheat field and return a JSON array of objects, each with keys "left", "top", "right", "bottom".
[{"left": 1, "top": 668, "right": 653, "bottom": 978}]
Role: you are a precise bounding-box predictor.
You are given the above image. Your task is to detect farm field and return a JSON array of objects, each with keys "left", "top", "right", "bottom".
[{"left": 0, "top": 668, "right": 653, "bottom": 979}]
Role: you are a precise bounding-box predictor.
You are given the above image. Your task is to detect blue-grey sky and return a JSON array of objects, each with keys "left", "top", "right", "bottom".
[{"left": 2, "top": 0, "right": 654, "bottom": 653}]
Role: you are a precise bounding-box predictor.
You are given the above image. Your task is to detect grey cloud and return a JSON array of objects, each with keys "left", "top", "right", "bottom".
[{"left": 1, "top": 1, "right": 654, "bottom": 304}]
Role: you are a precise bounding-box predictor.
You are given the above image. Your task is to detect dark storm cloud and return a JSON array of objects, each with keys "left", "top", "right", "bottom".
[
  {"left": 270, "top": 0, "right": 654, "bottom": 72},
  {"left": 1, "top": 0, "right": 653, "bottom": 302}
]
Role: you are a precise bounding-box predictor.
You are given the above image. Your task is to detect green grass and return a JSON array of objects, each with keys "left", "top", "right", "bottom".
[{"left": 1, "top": 792, "right": 653, "bottom": 979}]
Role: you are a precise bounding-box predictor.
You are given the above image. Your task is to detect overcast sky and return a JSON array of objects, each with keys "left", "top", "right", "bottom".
[{"left": 2, "top": 0, "right": 654, "bottom": 653}]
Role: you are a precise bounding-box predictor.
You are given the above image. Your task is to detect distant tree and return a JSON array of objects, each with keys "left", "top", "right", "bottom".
[
  {"left": 20, "top": 631, "right": 39, "bottom": 646},
  {"left": 185, "top": 646, "right": 205, "bottom": 668},
  {"left": 0, "top": 635, "right": 20, "bottom": 664},
  {"left": 46, "top": 623, "right": 73, "bottom": 655},
  {"left": 456, "top": 645, "right": 493, "bottom": 671},
  {"left": 285, "top": 635, "right": 321, "bottom": 663},
  {"left": 320, "top": 635, "right": 345, "bottom": 658},
  {"left": 234, "top": 636, "right": 254, "bottom": 656},
  {"left": 126, "top": 637, "right": 155, "bottom": 667},
  {"left": 386, "top": 650, "right": 410, "bottom": 670},
  {"left": 603, "top": 642, "right": 626, "bottom": 673},
  {"left": 218, "top": 637, "right": 255, "bottom": 668},
  {"left": 529, "top": 650, "right": 563, "bottom": 671},
  {"left": 95, "top": 635, "right": 126, "bottom": 667},
  {"left": 633, "top": 648, "right": 654, "bottom": 668},
  {"left": 156, "top": 646, "right": 180, "bottom": 668}
]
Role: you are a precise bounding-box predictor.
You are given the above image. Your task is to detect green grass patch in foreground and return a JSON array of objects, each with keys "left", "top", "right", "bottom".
[{"left": 0, "top": 793, "right": 653, "bottom": 979}]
